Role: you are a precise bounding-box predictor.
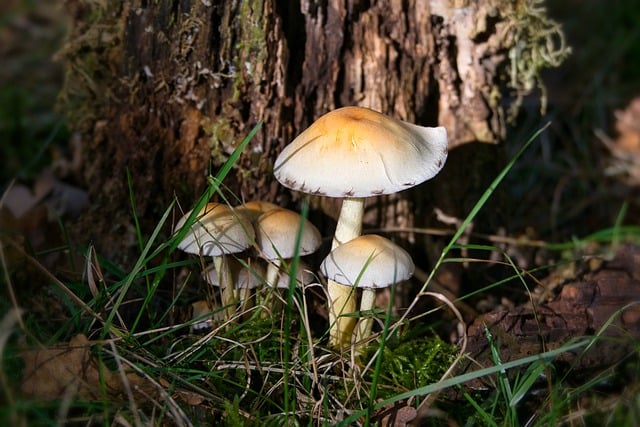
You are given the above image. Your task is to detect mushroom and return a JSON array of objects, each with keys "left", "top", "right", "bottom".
[
  {"left": 255, "top": 208, "right": 322, "bottom": 286},
  {"left": 237, "top": 200, "right": 280, "bottom": 224},
  {"left": 269, "top": 260, "right": 316, "bottom": 315},
  {"left": 175, "top": 202, "right": 255, "bottom": 319},
  {"left": 320, "top": 234, "right": 414, "bottom": 347},
  {"left": 275, "top": 260, "right": 315, "bottom": 290},
  {"left": 236, "top": 261, "right": 266, "bottom": 312},
  {"left": 190, "top": 300, "right": 221, "bottom": 332},
  {"left": 274, "top": 106, "right": 447, "bottom": 348},
  {"left": 203, "top": 259, "right": 265, "bottom": 316},
  {"left": 254, "top": 208, "right": 321, "bottom": 314}
]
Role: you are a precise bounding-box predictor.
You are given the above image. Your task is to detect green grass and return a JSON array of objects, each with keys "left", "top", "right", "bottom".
[
  {"left": 2, "top": 121, "right": 639, "bottom": 426},
  {"left": 2, "top": 0, "right": 640, "bottom": 424}
]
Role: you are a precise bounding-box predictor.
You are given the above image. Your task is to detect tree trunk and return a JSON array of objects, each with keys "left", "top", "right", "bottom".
[{"left": 57, "top": 0, "right": 566, "bottom": 262}]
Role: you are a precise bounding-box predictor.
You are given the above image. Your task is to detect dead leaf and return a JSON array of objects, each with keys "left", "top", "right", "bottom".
[
  {"left": 20, "top": 334, "right": 160, "bottom": 402},
  {"left": 601, "top": 96, "right": 640, "bottom": 185},
  {"left": 614, "top": 97, "right": 640, "bottom": 153},
  {"left": 20, "top": 334, "right": 116, "bottom": 400},
  {"left": 1, "top": 170, "right": 88, "bottom": 275},
  {"left": 31, "top": 169, "right": 88, "bottom": 220},
  {"left": 174, "top": 389, "right": 206, "bottom": 406},
  {"left": 377, "top": 404, "right": 418, "bottom": 427},
  {"left": 19, "top": 334, "right": 191, "bottom": 407}
]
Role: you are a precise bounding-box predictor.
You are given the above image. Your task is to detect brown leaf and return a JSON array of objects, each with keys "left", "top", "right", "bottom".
[
  {"left": 456, "top": 245, "right": 640, "bottom": 394},
  {"left": 20, "top": 334, "right": 116, "bottom": 400},
  {"left": 377, "top": 404, "right": 418, "bottom": 427},
  {"left": 602, "top": 96, "right": 640, "bottom": 185},
  {"left": 19, "top": 334, "right": 184, "bottom": 407},
  {"left": 614, "top": 97, "right": 640, "bottom": 153}
]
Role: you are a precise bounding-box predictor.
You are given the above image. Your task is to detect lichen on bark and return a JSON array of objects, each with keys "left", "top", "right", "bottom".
[{"left": 430, "top": 0, "right": 570, "bottom": 146}]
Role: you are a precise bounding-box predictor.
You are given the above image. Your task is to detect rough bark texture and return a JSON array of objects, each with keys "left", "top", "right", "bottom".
[{"left": 57, "top": 0, "right": 566, "bottom": 262}]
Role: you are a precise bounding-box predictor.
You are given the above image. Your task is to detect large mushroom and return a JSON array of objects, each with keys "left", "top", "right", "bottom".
[
  {"left": 274, "top": 106, "right": 447, "bottom": 348},
  {"left": 320, "top": 234, "right": 414, "bottom": 347},
  {"left": 175, "top": 202, "right": 255, "bottom": 319}
]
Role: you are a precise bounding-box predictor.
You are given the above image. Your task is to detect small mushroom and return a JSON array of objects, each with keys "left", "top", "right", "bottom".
[
  {"left": 275, "top": 260, "right": 315, "bottom": 289},
  {"left": 255, "top": 208, "right": 321, "bottom": 287},
  {"left": 235, "top": 262, "right": 265, "bottom": 314},
  {"left": 175, "top": 202, "right": 255, "bottom": 319},
  {"left": 255, "top": 208, "right": 321, "bottom": 315},
  {"left": 274, "top": 106, "right": 446, "bottom": 348},
  {"left": 237, "top": 200, "right": 280, "bottom": 224},
  {"left": 190, "top": 300, "right": 220, "bottom": 332},
  {"left": 203, "top": 260, "right": 265, "bottom": 315},
  {"left": 320, "top": 234, "right": 414, "bottom": 346},
  {"left": 268, "top": 260, "right": 316, "bottom": 315}
]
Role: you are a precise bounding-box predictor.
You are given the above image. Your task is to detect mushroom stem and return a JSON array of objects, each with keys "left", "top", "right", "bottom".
[
  {"left": 260, "top": 259, "right": 281, "bottom": 318},
  {"left": 328, "top": 197, "right": 364, "bottom": 349},
  {"left": 355, "top": 288, "right": 377, "bottom": 345},
  {"left": 237, "top": 287, "right": 254, "bottom": 312},
  {"left": 213, "top": 255, "right": 236, "bottom": 319},
  {"left": 331, "top": 198, "right": 364, "bottom": 249},
  {"left": 265, "top": 260, "right": 281, "bottom": 288}
]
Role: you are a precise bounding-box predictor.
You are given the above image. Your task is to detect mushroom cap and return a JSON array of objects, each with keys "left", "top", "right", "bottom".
[
  {"left": 237, "top": 200, "right": 280, "bottom": 224},
  {"left": 274, "top": 106, "right": 448, "bottom": 197},
  {"left": 175, "top": 203, "right": 255, "bottom": 256},
  {"left": 203, "top": 261, "right": 264, "bottom": 289},
  {"left": 255, "top": 208, "right": 322, "bottom": 260},
  {"left": 202, "top": 263, "right": 221, "bottom": 287},
  {"left": 275, "top": 260, "right": 315, "bottom": 289},
  {"left": 320, "top": 234, "right": 414, "bottom": 289},
  {"left": 236, "top": 262, "right": 265, "bottom": 290}
]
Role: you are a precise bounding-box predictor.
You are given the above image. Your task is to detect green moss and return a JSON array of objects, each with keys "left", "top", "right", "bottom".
[
  {"left": 329, "top": 335, "right": 458, "bottom": 408},
  {"left": 203, "top": 117, "right": 235, "bottom": 164},
  {"left": 504, "top": 0, "right": 571, "bottom": 118},
  {"left": 231, "top": 0, "right": 267, "bottom": 101},
  {"left": 375, "top": 336, "right": 458, "bottom": 399},
  {"left": 56, "top": 1, "right": 123, "bottom": 133}
]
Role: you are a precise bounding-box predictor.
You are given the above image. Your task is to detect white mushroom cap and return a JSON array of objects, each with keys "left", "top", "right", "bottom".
[
  {"left": 236, "top": 263, "right": 265, "bottom": 290},
  {"left": 255, "top": 208, "right": 322, "bottom": 261},
  {"left": 175, "top": 203, "right": 255, "bottom": 256},
  {"left": 202, "top": 263, "right": 220, "bottom": 287},
  {"left": 274, "top": 106, "right": 448, "bottom": 197},
  {"left": 275, "top": 260, "right": 315, "bottom": 289},
  {"left": 320, "top": 234, "right": 414, "bottom": 289}
]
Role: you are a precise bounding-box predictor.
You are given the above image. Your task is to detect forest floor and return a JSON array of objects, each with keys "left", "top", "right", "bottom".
[{"left": 2, "top": 0, "right": 640, "bottom": 426}]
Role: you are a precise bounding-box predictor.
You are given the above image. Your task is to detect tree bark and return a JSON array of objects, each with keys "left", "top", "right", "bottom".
[{"left": 57, "top": 0, "right": 566, "bottom": 260}]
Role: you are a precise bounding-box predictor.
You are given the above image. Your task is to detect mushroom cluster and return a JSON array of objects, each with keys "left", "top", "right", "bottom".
[
  {"left": 174, "top": 202, "right": 318, "bottom": 324},
  {"left": 274, "top": 106, "right": 447, "bottom": 349},
  {"left": 175, "top": 106, "right": 447, "bottom": 353},
  {"left": 175, "top": 202, "right": 255, "bottom": 319}
]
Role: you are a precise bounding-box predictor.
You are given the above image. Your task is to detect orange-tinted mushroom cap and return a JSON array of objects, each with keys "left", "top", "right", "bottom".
[{"left": 274, "top": 106, "right": 448, "bottom": 198}]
